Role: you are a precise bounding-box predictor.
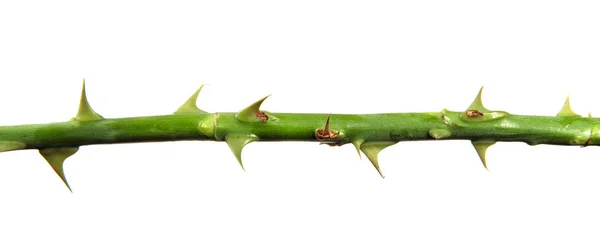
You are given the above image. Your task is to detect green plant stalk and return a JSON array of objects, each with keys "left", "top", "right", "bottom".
[
  {"left": 4, "top": 112, "right": 599, "bottom": 148},
  {"left": 0, "top": 82, "right": 596, "bottom": 191}
]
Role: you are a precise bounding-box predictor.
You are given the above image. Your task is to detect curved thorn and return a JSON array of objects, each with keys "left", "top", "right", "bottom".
[
  {"left": 75, "top": 79, "right": 104, "bottom": 122},
  {"left": 39, "top": 147, "right": 79, "bottom": 192},
  {"left": 557, "top": 94, "right": 581, "bottom": 117},
  {"left": 175, "top": 85, "right": 208, "bottom": 114},
  {"left": 235, "top": 95, "right": 271, "bottom": 123},
  {"left": 467, "top": 86, "right": 490, "bottom": 112},
  {"left": 359, "top": 141, "right": 396, "bottom": 178},
  {"left": 225, "top": 134, "right": 259, "bottom": 171},
  {"left": 471, "top": 141, "right": 496, "bottom": 171}
]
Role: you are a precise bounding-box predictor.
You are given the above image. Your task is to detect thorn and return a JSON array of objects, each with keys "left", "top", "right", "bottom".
[
  {"left": 467, "top": 86, "right": 490, "bottom": 112},
  {"left": 557, "top": 94, "right": 581, "bottom": 117},
  {"left": 352, "top": 139, "right": 364, "bottom": 159},
  {"left": 359, "top": 141, "right": 396, "bottom": 178},
  {"left": 75, "top": 79, "right": 104, "bottom": 122},
  {"left": 324, "top": 114, "right": 331, "bottom": 133},
  {"left": 315, "top": 114, "right": 340, "bottom": 140},
  {"left": 39, "top": 147, "right": 79, "bottom": 192},
  {"left": 225, "top": 134, "right": 259, "bottom": 171},
  {"left": 235, "top": 95, "right": 271, "bottom": 123},
  {"left": 0, "top": 141, "right": 26, "bottom": 153},
  {"left": 471, "top": 140, "right": 496, "bottom": 171},
  {"left": 174, "top": 85, "right": 208, "bottom": 114}
]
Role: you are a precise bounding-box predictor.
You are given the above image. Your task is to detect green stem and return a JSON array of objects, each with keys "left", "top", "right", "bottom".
[
  {"left": 2, "top": 111, "right": 598, "bottom": 149},
  {"left": 0, "top": 82, "right": 596, "bottom": 190}
]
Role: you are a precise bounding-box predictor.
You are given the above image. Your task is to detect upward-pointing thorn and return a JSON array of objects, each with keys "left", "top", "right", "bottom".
[
  {"left": 315, "top": 114, "right": 340, "bottom": 140},
  {"left": 467, "top": 87, "right": 490, "bottom": 112},
  {"left": 359, "top": 141, "right": 396, "bottom": 178},
  {"left": 235, "top": 95, "right": 271, "bottom": 123},
  {"left": 175, "top": 85, "right": 208, "bottom": 114},
  {"left": 225, "top": 134, "right": 259, "bottom": 171},
  {"left": 39, "top": 147, "right": 79, "bottom": 192},
  {"left": 471, "top": 140, "right": 496, "bottom": 171},
  {"left": 557, "top": 95, "right": 581, "bottom": 117},
  {"left": 324, "top": 114, "right": 331, "bottom": 133},
  {"left": 75, "top": 79, "right": 104, "bottom": 122}
]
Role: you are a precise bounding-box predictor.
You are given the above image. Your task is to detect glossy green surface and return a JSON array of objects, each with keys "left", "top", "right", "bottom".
[
  {"left": 1, "top": 110, "right": 600, "bottom": 150},
  {"left": 0, "top": 114, "right": 211, "bottom": 149}
]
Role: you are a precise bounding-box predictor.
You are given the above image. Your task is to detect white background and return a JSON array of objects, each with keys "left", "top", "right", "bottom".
[{"left": 1, "top": 1, "right": 600, "bottom": 240}]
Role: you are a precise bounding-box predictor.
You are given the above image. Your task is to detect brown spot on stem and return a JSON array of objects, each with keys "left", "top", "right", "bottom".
[
  {"left": 466, "top": 110, "right": 484, "bottom": 117},
  {"left": 256, "top": 111, "right": 268, "bottom": 122},
  {"left": 315, "top": 114, "right": 340, "bottom": 140}
]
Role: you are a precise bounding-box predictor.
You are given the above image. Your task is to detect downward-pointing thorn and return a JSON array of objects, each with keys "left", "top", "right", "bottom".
[
  {"left": 359, "top": 141, "right": 396, "bottom": 178},
  {"left": 39, "top": 147, "right": 79, "bottom": 192},
  {"left": 352, "top": 139, "right": 364, "bottom": 159},
  {"left": 471, "top": 140, "right": 496, "bottom": 171},
  {"left": 225, "top": 134, "right": 259, "bottom": 171}
]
